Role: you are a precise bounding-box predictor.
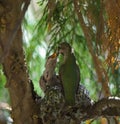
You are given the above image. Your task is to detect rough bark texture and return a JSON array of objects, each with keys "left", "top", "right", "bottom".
[{"left": 0, "top": 0, "right": 39, "bottom": 124}]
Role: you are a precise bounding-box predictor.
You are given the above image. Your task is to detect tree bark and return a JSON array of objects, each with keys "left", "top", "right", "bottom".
[{"left": 0, "top": 0, "right": 39, "bottom": 124}]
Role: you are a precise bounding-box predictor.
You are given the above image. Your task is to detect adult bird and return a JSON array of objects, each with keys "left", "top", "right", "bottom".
[{"left": 58, "top": 42, "right": 80, "bottom": 106}]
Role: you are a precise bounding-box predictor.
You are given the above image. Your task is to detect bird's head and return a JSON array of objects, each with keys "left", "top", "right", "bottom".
[
  {"left": 45, "top": 52, "right": 57, "bottom": 68},
  {"left": 58, "top": 42, "right": 72, "bottom": 56},
  {"left": 48, "top": 52, "right": 57, "bottom": 59}
]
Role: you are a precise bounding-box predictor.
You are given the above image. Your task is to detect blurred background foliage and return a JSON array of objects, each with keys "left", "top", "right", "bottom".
[
  {"left": 21, "top": 0, "right": 120, "bottom": 99},
  {"left": 0, "top": 0, "right": 120, "bottom": 123},
  {"left": 0, "top": 0, "right": 120, "bottom": 102},
  {"left": 22, "top": 0, "right": 100, "bottom": 99}
]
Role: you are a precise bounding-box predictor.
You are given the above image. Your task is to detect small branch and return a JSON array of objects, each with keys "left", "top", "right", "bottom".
[
  {"left": 89, "top": 97, "right": 120, "bottom": 117},
  {"left": 73, "top": 0, "right": 110, "bottom": 97},
  {"left": 39, "top": 85, "right": 120, "bottom": 123}
]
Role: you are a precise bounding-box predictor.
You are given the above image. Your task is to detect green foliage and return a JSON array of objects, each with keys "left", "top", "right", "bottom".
[
  {"left": 32, "top": 0, "right": 100, "bottom": 100},
  {"left": 22, "top": 5, "right": 47, "bottom": 95},
  {"left": 0, "top": 0, "right": 119, "bottom": 123},
  {"left": 21, "top": 0, "right": 120, "bottom": 100},
  {"left": 0, "top": 65, "right": 9, "bottom": 102},
  {"left": 0, "top": 0, "right": 119, "bottom": 104}
]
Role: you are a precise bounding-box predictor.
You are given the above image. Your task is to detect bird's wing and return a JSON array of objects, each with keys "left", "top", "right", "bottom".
[{"left": 59, "top": 64, "right": 64, "bottom": 83}]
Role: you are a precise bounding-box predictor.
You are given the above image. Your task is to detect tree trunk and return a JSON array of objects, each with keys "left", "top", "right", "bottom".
[{"left": 0, "top": 0, "right": 39, "bottom": 124}]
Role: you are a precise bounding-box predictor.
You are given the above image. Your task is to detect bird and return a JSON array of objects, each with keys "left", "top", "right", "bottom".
[
  {"left": 58, "top": 42, "right": 80, "bottom": 106},
  {"left": 44, "top": 52, "right": 57, "bottom": 81},
  {"left": 39, "top": 52, "right": 60, "bottom": 92}
]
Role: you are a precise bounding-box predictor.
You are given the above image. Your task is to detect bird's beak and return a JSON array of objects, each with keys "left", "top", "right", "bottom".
[{"left": 50, "top": 52, "right": 57, "bottom": 58}]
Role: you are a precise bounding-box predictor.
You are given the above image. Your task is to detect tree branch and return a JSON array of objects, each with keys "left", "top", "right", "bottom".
[
  {"left": 39, "top": 87, "right": 120, "bottom": 123},
  {"left": 73, "top": 0, "right": 110, "bottom": 97}
]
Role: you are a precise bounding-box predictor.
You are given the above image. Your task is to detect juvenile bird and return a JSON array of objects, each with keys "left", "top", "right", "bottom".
[
  {"left": 39, "top": 53, "right": 60, "bottom": 92},
  {"left": 58, "top": 42, "right": 80, "bottom": 105}
]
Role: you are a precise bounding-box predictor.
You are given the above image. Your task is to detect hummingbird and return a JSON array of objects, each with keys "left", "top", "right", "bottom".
[{"left": 58, "top": 42, "right": 80, "bottom": 105}]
